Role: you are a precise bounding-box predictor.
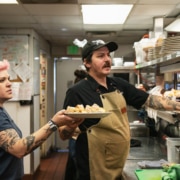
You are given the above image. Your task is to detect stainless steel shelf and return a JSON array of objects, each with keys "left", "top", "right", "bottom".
[
  {"left": 135, "top": 51, "right": 180, "bottom": 70},
  {"left": 111, "top": 66, "right": 135, "bottom": 73},
  {"left": 160, "top": 62, "right": 180, "bottom": 73}
]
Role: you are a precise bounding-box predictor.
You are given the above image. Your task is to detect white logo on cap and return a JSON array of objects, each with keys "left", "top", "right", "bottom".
[{"left": 92, "top": 40, "right": 105, "bottom": 45}]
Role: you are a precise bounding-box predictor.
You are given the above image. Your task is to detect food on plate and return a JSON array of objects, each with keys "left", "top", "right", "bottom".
[
  {"left": 65, "top": 103, "right": 106, "bottom": 113},
  {"left": 164, "top": 89, "right": 180, "bottom": 97},
  {"left": 164, "top": 89, "right": 180, "bottom": 101}
]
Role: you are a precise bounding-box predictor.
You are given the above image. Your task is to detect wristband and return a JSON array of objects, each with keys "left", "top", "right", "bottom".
[{"left": 48, "top": 120, "right": 58, "bottom": 131}]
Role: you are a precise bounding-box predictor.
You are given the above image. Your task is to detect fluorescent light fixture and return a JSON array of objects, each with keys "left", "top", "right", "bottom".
[
  {"left": 61, "top": 28, "right": 68, "bottom": 31},
  {"left": 60, "top": 57, "right": 71, "bottom": 60},
  {"left": 0, "top": 0, "right": 18, "bottom": 3},
  {"left": 165, "top": 18, "right": 180, "bottom": 32},
  {"left": 34, "top": 57, "right": 39, "bottom": 60},
  {"left": 81, "top": 4, "right": 133, "bottom": 24}
]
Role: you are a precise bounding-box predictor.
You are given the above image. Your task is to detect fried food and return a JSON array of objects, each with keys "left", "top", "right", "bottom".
[{"left": 66, "top": 103, "right": 106, "bottom": 113}]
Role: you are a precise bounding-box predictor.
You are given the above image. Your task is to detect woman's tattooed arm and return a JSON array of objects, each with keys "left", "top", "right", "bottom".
[{"left": 0, "top": 125, "right": 52, "bottom": 158}]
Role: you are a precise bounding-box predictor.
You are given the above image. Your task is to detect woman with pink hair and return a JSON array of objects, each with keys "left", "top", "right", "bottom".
[{"left": 0, "top": 60, "right": 84, "bottom": 179}]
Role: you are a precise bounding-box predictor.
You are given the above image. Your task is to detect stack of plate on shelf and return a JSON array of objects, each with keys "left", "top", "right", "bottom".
[
  {"left": 123, "top": 62, "right": 135, "bottom": 67},
  {"left": 147, "top": 47, "right": 154, "bottom": 61},
  {"left": 147, "top": 46, "right": 162, "bottom": 61},
  {"left": 154, "top": 46, "right": 162, "bottom": 59},
  {"left": 160, "top": 36, "right": 180, "bottom": 56}
]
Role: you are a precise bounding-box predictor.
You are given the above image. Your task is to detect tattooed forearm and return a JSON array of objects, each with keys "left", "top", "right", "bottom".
[
  {"left": 23, "top": 127, "right": 52, "bottom": 154},
  {"left": 0, "top": 126, "right": 53, "bottom": 156},
  {"left": 145, "top": 94, "right": 180, "bottom": 111},
  {"left": 146, "top": 95, "right": 165, "bottom": 110},
  {"left": 24, "top": 138, "right": 48, "bottom": 155},
  {"left": 23, "top": 135, "right": 35, "bottom": 151}
]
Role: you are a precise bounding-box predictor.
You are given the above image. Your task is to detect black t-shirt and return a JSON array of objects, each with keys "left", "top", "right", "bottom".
[
  {"left": 63, "top": 75, "right": 149, "bottom": 130},
  {"left": 0, "top": 107, "right": 24, "bottom": 180}
]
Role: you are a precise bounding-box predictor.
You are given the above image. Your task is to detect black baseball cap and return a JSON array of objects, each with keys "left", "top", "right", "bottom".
[{"left": 82, "top": 40, "right": 118, "bottom": 60}]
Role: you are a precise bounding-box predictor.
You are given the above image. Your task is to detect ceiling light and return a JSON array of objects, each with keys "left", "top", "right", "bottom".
[
  {"left": 165, "top": 18, "right": 180, "bottom": 32},
  {"left": 0, "top": 0, "right": 18, "bottom": 3},
  {"left": 81, "top": 4, "right": 133, "bottom": 24},
  {"left": 61, "top": 28, "right": 67, "bottom": 31}
]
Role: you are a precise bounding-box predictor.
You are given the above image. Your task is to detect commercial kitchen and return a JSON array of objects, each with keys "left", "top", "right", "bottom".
[{"left": 0, "top": 0, "right": 180, "bottom": 180}]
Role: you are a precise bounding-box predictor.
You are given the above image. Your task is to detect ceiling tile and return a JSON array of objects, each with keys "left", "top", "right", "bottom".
[
  {"left": 24, "top": 4, "right": 80, "bottom": 15},
  {"left": 130, "top": 5, "right": 175, "bottom": 16},
  {"left": 0, "top": 1, "right": 179, "bottom": 58}
]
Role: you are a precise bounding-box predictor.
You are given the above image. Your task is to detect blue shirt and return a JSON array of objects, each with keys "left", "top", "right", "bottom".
[{"left": 0, "top": 107, "right": 24, "bottom": 180}]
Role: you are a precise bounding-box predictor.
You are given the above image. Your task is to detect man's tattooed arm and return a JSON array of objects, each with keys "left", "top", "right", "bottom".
[
  {"left": 59, "top": 126, "right": 75, "bottom": 140},
  {"left": 145, "top": 94, "right": 180, "bottom": 111}
]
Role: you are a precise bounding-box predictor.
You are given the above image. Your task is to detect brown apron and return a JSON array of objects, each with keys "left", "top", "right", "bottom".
[{"left": 87, "top": 90, "right": 130, "bottom": 180}]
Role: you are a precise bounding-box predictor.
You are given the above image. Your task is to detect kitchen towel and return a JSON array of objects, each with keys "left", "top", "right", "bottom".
[
  {"left": 161, "top": 164, "right": 180, "bottom": 180},
  {"left": 137, "top": 159, "right": 168, "bottom": 169},
  {"left": 135, "top": 169, "right": 163, "bottom": 180}
]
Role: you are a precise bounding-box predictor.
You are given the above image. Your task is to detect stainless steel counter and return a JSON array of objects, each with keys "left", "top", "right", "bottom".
[{"left": 123, "top": 137, "right": 167, "bottom": 180}]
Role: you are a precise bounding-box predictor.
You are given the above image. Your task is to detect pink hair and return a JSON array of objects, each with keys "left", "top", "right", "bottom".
[{"left": 0, "top": 60, "right": 10, "bottom": 71}]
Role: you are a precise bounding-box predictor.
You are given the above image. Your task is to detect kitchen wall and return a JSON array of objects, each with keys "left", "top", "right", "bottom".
[
  {"left": 51, "top": 44, "right": 135, "bottom": 62},
  {"left": 0, "top": 28, "right": 54, "bottom": 176}
]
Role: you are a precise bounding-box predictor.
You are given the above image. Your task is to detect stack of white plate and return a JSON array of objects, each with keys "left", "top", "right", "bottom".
[
  {"left": 147, "top": 46, "right": 162, "bottom": 61},
  {"left": 160, "top": 36, "right": 180, "bottom": 56},
  {"left": 123, "top": 62, "right": 135, "bottom": 67},
  {"left": 154, "top": 46, "right": 162, "bottom": 59},
  {"left": 147, "top": 47, "right": 154, "bottom": 61}
]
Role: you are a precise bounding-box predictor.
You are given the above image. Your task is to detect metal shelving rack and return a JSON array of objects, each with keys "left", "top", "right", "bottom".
[
  {"left": 135, "top": 51, "right": 180, "bottom": 73},
  {"left": 110, "top": 65, "right": 135, "bottom": 73},
  {"left": 135, "top": 51, "right": 180, "bottom": 122}
]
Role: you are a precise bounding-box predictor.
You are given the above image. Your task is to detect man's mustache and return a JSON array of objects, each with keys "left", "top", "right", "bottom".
[{"left": 103, "top": 61, "right": 111, "bottom": 68}]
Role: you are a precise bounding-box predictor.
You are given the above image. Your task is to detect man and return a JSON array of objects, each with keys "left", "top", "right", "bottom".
[{"left": 59, "top": 40, "right": 180, "bottom": 180}]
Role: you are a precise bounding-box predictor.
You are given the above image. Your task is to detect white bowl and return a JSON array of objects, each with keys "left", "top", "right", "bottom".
[{"left": 113, "top": 58, "right": 123, "bottom": 66}]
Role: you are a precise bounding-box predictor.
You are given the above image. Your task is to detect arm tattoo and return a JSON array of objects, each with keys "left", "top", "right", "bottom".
[
  {"left": 0, "top": 129, "right": 20, "bottom": 151},
  {"left": 146, "top": 94, "right": 180, "bottom": 111},
  {"left": 23, "top": 135, "right": 47, "bottom": 154},
  {"left": 61, "top": 128, "right": 74, "bottom": 139},
  {"left": 0, "top": 127, "right": 52, "bottom": 155},
  {"left": 23, "top": 127, "right": 52, "bottom": 154},
  {"left": 23, "top": 135, "right": 35, "bottom": 151},
  {"left": 146, "top": 95, "right": 165, "bottom": 110}
]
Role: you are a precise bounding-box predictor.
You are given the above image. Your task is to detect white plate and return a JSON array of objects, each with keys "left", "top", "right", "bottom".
[{"left": 65, "top": 112, "right": 111, "bottom": 118}]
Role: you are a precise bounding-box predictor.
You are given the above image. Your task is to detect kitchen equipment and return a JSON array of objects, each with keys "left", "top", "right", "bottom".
[
  {"left": 166, "top": 124, "right": 180, "bottom": 137},
  {"left": 130, "top": 122, "right": 150, "bottom": 137},
  {"left": 113, "top": 57, "right": 123, "bottom": 66},
  {"left": 166, "top": 137, "right": 180, "bottom": 163}
]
